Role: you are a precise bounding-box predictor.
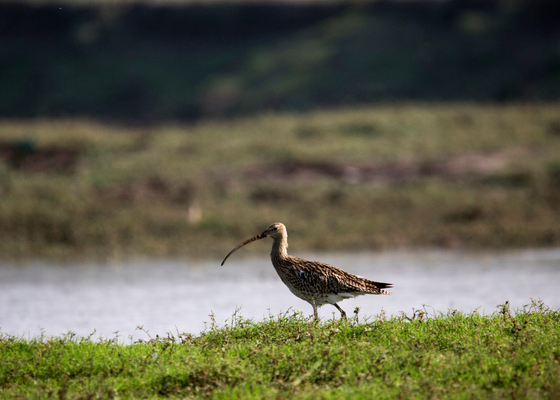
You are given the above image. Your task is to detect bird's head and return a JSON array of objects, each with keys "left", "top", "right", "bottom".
[
  {"left": 220, "top": 222, "right": 286, "bottom": 266},
  {"left": 260, "top": 222, "right": 286, "bottom": 240}
]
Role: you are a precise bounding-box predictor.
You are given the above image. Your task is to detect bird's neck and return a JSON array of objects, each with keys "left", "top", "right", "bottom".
[{"left": 271, "top": 236, "right": 289, "bottom": 260}]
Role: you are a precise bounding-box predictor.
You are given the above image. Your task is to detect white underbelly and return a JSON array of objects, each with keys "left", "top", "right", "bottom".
[{"left": 288, "top": 286, "right": 366, "bottom": 306}]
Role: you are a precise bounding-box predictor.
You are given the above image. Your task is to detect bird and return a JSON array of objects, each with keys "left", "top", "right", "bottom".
[{"left": 221, "top": 222, "right": 392, "bottom": 321}]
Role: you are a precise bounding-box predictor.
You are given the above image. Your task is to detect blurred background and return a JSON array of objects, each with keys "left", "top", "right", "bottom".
[
  {"left": 1, "top": 0, "right": 560, "bottom": 260},
  {"left": 2, "top": 0, "right": 560, "bottom": 337},
  {"left": 2, "top": 0, "right": 560, "bottom": 122}
]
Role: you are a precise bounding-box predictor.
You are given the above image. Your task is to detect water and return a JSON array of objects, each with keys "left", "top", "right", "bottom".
[{"left": 1, "top": 249, "right": 559, "bottom": 341}]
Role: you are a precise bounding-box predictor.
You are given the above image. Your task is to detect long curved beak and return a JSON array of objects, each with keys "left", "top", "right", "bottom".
[{"left": 221, "top": 233, "right": 266, "bottom": 266}]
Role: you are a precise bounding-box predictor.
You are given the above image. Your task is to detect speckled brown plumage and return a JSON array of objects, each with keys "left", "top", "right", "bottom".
[{"left": 221, "top": 222, "right": 392, "bottom": 320}]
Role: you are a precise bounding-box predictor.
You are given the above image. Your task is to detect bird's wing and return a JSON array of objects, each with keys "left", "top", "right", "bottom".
[
  {"left": 301, "top": 258, "right": 391, "bottom": 294},
  {"left": 289, "top": 258, "right": 362, "bottom": 293}
]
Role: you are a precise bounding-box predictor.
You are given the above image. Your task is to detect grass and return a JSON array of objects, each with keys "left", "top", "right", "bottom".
[
  {"left": 1, "top": 300, "right": 559, "bottom": 399},
  {"left": 1, "top": 103, "right": 560, "bottom": 260}
]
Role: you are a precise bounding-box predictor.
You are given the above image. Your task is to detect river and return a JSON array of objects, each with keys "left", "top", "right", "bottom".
[{"left": 1, "top": 249, "right": 559, "bottom": 341}]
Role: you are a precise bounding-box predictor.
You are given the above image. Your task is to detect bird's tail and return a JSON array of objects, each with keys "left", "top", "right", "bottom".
[{"left": 369, "top": 281, "right": 393, "bottom": 295}]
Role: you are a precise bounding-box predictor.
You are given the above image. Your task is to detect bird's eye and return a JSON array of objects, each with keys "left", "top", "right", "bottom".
[{"left": 272, "top": 227, "right": 278, "bottom": 231}]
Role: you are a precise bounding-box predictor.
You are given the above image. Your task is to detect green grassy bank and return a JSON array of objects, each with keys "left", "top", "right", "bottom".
[
  {"left": 2, "top": 103, "right": 560, "bottom": 260},
  {"left": 1, "top": 300, "right": 559, "bottom": 399}
]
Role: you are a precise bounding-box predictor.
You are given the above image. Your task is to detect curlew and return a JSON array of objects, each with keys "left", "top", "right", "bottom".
[{"left": 221, "top": 222, "right": 392, "bottom": 321}]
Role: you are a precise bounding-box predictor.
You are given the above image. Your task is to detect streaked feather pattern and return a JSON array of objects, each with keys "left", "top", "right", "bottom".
[{"left": 222, "top": 222, "right": 392, "bottom": 320}]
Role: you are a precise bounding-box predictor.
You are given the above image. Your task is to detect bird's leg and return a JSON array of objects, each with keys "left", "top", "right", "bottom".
[
  {"left": 334, "top": 304, "right": 347, "bottom": 320},
  {"left": 312, "top": 299, "right": 319, "bottom": 322}
]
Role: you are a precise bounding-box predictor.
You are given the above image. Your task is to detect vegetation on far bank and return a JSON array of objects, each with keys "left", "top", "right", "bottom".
[
  {"left": 1, "top": 103, "right": 560, "bottom": 260},
  {"left": 2, "top": 0, "right": 560, "bottom": 122},
  {"left": 1, "top": 300, "right": 559, "bottom": 399}
]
